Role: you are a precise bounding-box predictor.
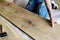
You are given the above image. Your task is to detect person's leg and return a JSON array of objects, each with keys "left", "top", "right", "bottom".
[
  {"left": 26, "top": 0, "right": 36, "bottom": 11},
  {"left": 38, "top": 2, "right": 50, "bottom": 20}
]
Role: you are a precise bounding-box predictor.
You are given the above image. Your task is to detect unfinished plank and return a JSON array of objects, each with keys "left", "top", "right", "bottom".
[
  {"left": 0, "top": 16, "right": 33, "bottom": 40},
  {"left": 0, "top": 16, "right": 30, "bottom": 40},
  {"left": 0, "top": 1, "right": 60, "bottom": 40}
]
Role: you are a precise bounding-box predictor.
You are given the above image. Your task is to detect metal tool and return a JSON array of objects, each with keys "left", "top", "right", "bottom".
[{"left": 0, "top": 24, "right": 7, "bottom": 37}]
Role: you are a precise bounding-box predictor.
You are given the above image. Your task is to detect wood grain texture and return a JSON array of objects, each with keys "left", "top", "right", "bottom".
[
  {"left": 0, "top": 16, "right": 27, "bottom": 40},
  {"left": 0, "top": 1, "right": 60, "bottom": 40}
]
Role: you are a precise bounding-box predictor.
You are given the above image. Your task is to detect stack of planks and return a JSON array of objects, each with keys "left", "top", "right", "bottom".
[{"left": 0, "top": 0, "right": 60, "bottom": 40}]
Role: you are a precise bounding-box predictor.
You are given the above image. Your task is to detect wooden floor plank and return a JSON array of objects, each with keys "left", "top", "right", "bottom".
[
  {"left": 0, "top": 1, "right": 60, "bottom": 40},
  {"left": 0, "top": 17, "right": 28, "bottom": 40}
]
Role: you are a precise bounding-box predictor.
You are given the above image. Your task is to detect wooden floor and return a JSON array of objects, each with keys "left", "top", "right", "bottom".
[
  {"left": 0, "top": 1, "right": 60, "bottom": 40},
  {"left": 0, "top": 17, "right": 27, "bottom": 40},
  {"left": 0, "top": 16, "right": 32, "bottom": 40}
]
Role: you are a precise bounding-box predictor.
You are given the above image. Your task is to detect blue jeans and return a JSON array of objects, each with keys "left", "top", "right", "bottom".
[
  {"left": 39, "top": 3, "right": 50, "bottom": 19},
  {"left": 26, "top": 0, "right": 50, "bottom": 19}
]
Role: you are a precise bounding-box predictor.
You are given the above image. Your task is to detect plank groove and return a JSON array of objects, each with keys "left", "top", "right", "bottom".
[{"left": 0, "top": 16, "right": 28, "bottom": 40}]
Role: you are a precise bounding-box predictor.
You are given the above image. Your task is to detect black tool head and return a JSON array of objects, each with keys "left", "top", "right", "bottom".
[{"left": 0, "top": 32, "right": 7, "bottom": 37}]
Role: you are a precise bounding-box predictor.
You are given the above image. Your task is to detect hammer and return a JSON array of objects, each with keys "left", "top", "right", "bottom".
[{"left": 0, "top": 24, "right": 7, "bottom": 37}]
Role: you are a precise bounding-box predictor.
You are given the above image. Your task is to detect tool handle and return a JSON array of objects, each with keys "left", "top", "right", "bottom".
[{"left": 0, "top": 24, "right": 2, "bottom": 33}]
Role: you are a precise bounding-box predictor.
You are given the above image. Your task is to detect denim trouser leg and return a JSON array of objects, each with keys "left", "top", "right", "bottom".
[
  {"left": 26, "top": 0, "right": 36, "bottom": 11},
  {"left": 39, "top": 3, "right": 50, "bottom": 20},
  {"left": 26, "top": 0, "right": 50, "bottom": 20}
]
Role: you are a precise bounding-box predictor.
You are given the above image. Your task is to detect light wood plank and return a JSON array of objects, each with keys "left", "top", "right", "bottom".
[
  {"left": 0, "top": 16, "right": 29, "bottom": 40},
  {"left": 0, "top": 1, "right": 60, "bottom": 40}
]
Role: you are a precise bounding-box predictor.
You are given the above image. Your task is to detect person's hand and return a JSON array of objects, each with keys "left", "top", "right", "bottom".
[
  {"left": 50, "top": 17, "right": 54, "bottom": 27},
  {"left": 50, "top": 17, "right": 56, "bottom": 27}
]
